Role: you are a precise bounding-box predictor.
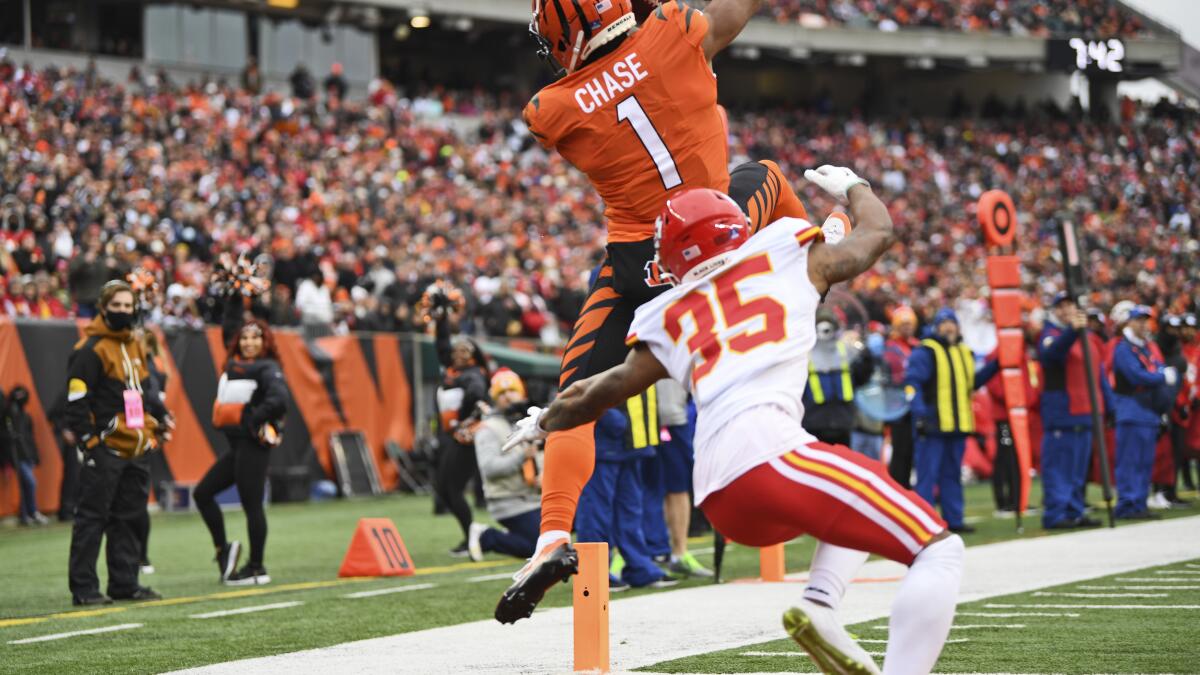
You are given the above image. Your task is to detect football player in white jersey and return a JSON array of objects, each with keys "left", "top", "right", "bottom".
[{"left": 506, "top": 167, "right": 965, "bottom": 675}]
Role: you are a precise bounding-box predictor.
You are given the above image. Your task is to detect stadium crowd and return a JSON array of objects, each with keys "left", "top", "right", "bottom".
[
  {"left": 759, "top": 0, "right": 1150, "bottom": 36},
  {"left": 2, "top": 57, "right": 1195, "bottom": 343}
]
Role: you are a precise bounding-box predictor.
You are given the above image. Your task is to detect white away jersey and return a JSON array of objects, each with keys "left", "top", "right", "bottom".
[{"left": 626, "top": 217, "right": 823, "bottom": 502}]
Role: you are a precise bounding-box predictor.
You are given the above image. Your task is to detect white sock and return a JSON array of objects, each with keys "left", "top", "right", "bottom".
[
  {"left": 534, "top": 530, "right": 569, "bottom": 557},
  {"left": 803, "top": 543, "right": 870, "bottom": 611},
  {"left": 883, "top": 535, "right": 965, "bottom": 675}
]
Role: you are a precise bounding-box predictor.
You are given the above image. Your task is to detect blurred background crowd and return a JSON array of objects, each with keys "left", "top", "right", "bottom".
[{"left": 1, "top": 56, "right": 1196, "bottom": 342}]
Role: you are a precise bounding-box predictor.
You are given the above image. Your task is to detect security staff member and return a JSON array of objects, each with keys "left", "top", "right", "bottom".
[
  {"left": 1038, "top": 293, "right": 1106, "bottom": 529},
  {"left": 575, "top": 384, "right": 676, "bottom": 590},
  {"left": 803, "top": 308, "right": 874, "bottom": 447},
  {"left": 65, "top": 281, "right": 168, "bottom": 606},
  {"left": 905, "top": 308, "right": 998, "bottom": 533},
  {"left": 1111, "top": 306, "right": 1178, "bottom": 519}
]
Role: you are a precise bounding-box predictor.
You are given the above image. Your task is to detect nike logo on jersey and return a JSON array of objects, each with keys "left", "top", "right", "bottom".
[{"left": 574, "top": 53, "right": 648, "bottom": 114}]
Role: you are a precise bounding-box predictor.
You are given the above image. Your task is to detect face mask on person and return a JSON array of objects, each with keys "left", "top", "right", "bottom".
[{"left": 104, "top": 311, "right": 135, "bottom": 331}]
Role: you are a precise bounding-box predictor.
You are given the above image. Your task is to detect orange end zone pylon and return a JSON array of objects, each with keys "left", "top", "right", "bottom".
[
  {"left": 338, "top": 518, "right": 415, "bottom": 577},
  {"left": 759, "top": 544, "right": 785, "bottom": 582},
  {"left": 573, "top": 542, "right": 610, "bottom": 673}
]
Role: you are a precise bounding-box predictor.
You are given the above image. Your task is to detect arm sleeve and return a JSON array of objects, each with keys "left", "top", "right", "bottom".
[
  {"left": 1113, "top": 346, "right": 1167, "bottom": 387},
  {"left": 250, "top": 361, "right": 290, "bottom": 426},
  {"left": 904, "top": 348, "right": 931, "bottom": 419},
  {"left": 1038, "top": 327, "right": 1077, "bottom": 364},
  {"left": 522, "top": 96, "right": 553, "bottom": 150},
  {"left": 974, "top": 356, "right": 1000, "bottom": 389},
  {"left": 458, "top": 369, "right": 490, "bottom": 420},
  {"left": 65, "top": 348, "right": 103, "bottom": 442},
  {"left": 435, "top": 314, "right": 453, "bottom": 369},
  {"left": 474, "top": 423, "right": 526, "bottom": 480},
  {"left": 653, "top": 0, "right": 710, "bottom": 49},
  {"left": 220, "top": 296, "right": 246, "bottom": 348},
  {"left": 142, "top": 369, "right": 169, "bottom": 420},
  {"left": 850, "top": 347, "right": 874, "bottom": 388}
]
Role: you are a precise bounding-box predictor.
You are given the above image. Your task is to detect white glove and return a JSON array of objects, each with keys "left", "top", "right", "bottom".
[
  {"left": 1163, "top": 366, "right": 1178, "bottom": 387},
  {"left": 502, "top": 406, "right": 548, "bottom": 453},
  {"left": 804, "top": 165, "right": 870, "bottom": 204}
]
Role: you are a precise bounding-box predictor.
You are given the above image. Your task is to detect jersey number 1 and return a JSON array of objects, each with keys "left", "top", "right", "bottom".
[
  {"left": 617, "top": 96, "right": 682, "bottom": 190},
  {"left": 663, "top": 253, "right": 786, "bottom": 385}
]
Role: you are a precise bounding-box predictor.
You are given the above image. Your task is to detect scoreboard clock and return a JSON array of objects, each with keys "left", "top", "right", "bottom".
[{"left": 1046, "top": 37, "right": 1126, "bottom": 74}]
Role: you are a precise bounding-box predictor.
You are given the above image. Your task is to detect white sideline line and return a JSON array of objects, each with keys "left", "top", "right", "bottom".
[
  {"left": 343, "top": 583, "right": 437, "bottom": 598},
  {"left": 1157, "top": 570, "right": 1200, "bottom": 575},
  {"left": 8, "top": 623, "right": 143, "bottom": 644},
  {"left": 190, "top": 602, "right": 303, "bottom": 619},
  {"left": 1116, "top": 577, "right": 1196, "bottom": 582},
  {"left": 739, "top": 651, "right": 888, "bottom": 658},
  {"left": 1032, "top": 591, "right": 1167, "bottom": 598},
  {"left": 986, "top": 603, "right": 1200, "bottom": 610},
  {"left": 857, "top": 638, "right": 970, "bottom": 644},
  {"left": 1077, "top": 585, "right": 1200, "bottom": 590},
  {"left": 1186, "top": 563, "right": 1200, "bottom": 568},
  {"left": 957, "top": 612, "right": 1080, "bottom": 618},
  {"left": 872, "top": 624, "right": 1024, "bottom": 631},
  {"left": 467, "top": 573, "right": 515, "bottom": 584}
]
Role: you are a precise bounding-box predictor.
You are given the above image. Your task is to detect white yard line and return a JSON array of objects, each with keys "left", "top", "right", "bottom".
[
  {"left": 170, "top": 515, "right": 1200, "bottom": 675},
  {"left": 190, "top": 602, "right": 303, "bottom": 619},
  {"left": 1032, "top": 591, "right": 1167, "bottom": 598},
  {"left": 343, "top": 583, "right": 437, "bottom": 598},
  {"left": 1156, "top": 570, "right": 1200, "bottom": 574},
  {"left": 857, "top": 638, "right": 970, "bottom": 644},
  {"left": 1076, "top": 585, "right": 1200, "bottom": 590},
  {"left": 466, "top": 573, "right": 516, "bottom": 584},
  {"left": 956, "top": 612, "right": 1079, "bottom": 618},
  {"left": 1116, "top": 577, "right": 1196, "bottom": 582},
  {"left": 8, "top": 623, "right": 142, "bottom": 644},
  {"left": 986, "top": 603, "right": 1200, "bottom": 610}
]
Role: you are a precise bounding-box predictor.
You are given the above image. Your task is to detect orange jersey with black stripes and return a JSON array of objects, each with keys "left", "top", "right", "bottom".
[{"left": 523, "top": 1, "right": 729, "bottom": 243}]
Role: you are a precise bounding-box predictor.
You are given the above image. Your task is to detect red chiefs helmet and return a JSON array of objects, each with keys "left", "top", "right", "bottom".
[
  {"left": 530, "top": 0, "right": 637, "bottom": 76},
  {"left": 655, "top": 188, "right": 751, "bottom": 284}
]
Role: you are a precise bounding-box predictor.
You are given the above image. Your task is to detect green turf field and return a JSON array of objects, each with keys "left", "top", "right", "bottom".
[
  {"left": 1, "top": 481, "right": 1196, "bottom": 674},
  {"left": 641, "top": 557, "right": 1200, "bottom": 674}
]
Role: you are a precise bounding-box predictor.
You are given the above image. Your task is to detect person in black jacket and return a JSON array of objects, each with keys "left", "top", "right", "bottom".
[
  {"left": 194, "top": 304, "right": 289, "bottom": 586},
  {"left": 428, "top": 285, "right": 491, "bottom": 556},
  {"left": 4, "top": 386, "right": 48, "bottom": 526},
  {"left": 47, "top": 390, "right": 80, "bottom": 522},
  {"left": 66, "top": 281, "right": 169, "bottom": 606}
]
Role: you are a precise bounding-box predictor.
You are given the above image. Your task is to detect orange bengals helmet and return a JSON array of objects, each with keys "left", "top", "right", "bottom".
[
  {"left": 530, "top": 0, "right": 637, "bottom": 76},
  {"left": 654, "top": 188, "right": 750, "bottom": 284}
]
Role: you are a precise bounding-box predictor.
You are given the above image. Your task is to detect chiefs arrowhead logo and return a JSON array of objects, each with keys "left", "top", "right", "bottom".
[{"left": 643, "top": 260, "right": 672, "bottom": 288}]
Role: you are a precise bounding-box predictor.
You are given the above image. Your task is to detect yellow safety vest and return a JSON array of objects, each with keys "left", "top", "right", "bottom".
[
  {"left": 920, "top": 338, "right": 977, "bottom": 433},
  {"left": 808, "top": 341, "right": 854, "bottom": 405},
  {"left": 625, "top": 384, "right": 659, "bottom": 449}
]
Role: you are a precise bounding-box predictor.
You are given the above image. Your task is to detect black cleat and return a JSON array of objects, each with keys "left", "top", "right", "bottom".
[
  {"left": 494, "top": 540, "right": 578, "bottom": 624},
  {"left": 72, "top": 592, "right": 113, "bottom": 606},
  {"left": 216, "top": 541, "right": 242, "bottom": 583},
  {"left": 110, "top": 586, "right": 162, "bottom": 602}
]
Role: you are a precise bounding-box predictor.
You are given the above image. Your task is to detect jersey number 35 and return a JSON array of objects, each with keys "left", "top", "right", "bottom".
[{"left": 663, "top": 253, "right": 786, "bottom": 385}]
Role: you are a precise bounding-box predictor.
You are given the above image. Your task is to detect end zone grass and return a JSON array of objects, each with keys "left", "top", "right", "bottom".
[
  {"left": 642, "top": 557, "right": 1200, "bottom": 674},
  {"left": 0, "top": 481, "right": 1196, "bottom": 673}
]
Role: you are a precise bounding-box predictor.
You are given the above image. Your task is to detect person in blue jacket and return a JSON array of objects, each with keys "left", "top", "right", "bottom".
[
  {"left": 1038, "top": 293, "right": 1110, "bottom": 529},
  {"left": 1110, "top": 305, "right": 1179, "bottom": 519},
  {"left": 575, "top": 386, "right": 677, "bottom": 590},
  {"left": 904, "top": 308, "right": 998, "bottom": 533}
]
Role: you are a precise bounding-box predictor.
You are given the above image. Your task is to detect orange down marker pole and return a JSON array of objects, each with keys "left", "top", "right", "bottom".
[
  {"left": 759, "top": 544, "right": 785, "bottom": 582},
  {"left": 573, "top": 542, "right": 610, "bottom": 673}
]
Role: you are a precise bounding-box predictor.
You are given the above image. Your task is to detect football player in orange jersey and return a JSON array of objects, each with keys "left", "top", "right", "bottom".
[{"left": 497, "top": 0, "right": 816, "bottom": 624}]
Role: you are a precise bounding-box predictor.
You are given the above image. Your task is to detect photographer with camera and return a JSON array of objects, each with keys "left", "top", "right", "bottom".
[
  {"left": 465, "top": 370, "right": 542, "bottom": 561},
  {"left": 424, "top": 282, "right": 492, "bottom": 557}
]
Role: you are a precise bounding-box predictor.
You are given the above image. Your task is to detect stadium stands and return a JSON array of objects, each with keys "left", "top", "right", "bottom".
[
  {"left": 759, "top": 0, "right": 1151, "bottom": 37},
  {"left": 1, "top": 55, "right": 1195, "bottom": 340}
]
